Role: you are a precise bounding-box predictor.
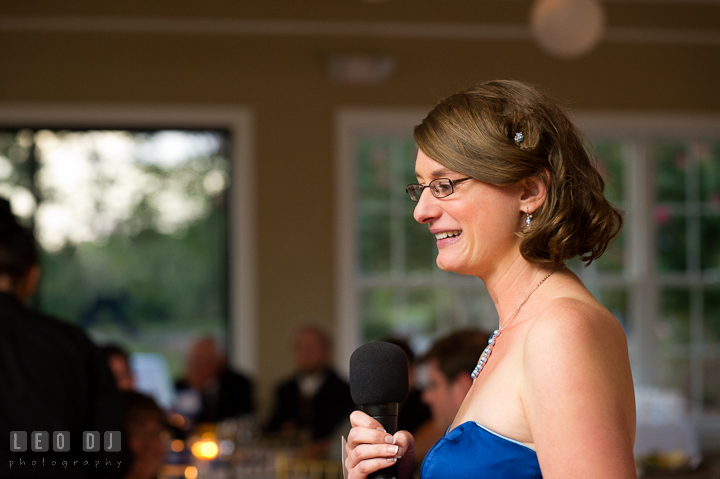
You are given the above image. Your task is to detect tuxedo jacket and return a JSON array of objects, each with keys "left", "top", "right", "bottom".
[{"left": 266, "top": 368, "right": 355, "bottom": 440}]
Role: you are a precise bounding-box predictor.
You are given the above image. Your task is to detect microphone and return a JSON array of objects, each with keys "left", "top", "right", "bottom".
[{"left": 349, "top": 342, "right": 409, "bottom": 479}]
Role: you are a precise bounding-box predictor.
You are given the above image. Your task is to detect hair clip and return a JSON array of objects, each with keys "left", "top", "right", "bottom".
[{"left": 514, "top": 132, "right": 524, "bottom": 146}]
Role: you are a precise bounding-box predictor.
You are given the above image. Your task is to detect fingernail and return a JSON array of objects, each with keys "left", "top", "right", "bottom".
[
  {"left": 386, "top": 457, "right": 397, "bottom": 463},
  {"left": 384, "top": 435, "right": 395, "bottom": 444},
  {"left": 376, "top": 427, "right": 386, "bottom": 432},
  {"left": 387, "top": 445, "right": 398, "bottom": 454}
]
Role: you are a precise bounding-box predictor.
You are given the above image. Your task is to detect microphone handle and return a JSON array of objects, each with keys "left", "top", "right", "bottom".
[{"left": 361, "top": 403, "right": 399, "bottom": 479}]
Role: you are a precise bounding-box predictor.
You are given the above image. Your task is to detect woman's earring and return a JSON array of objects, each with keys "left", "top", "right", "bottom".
[{"left": 526, "top": 212, "right": 533, "bottom": 226}]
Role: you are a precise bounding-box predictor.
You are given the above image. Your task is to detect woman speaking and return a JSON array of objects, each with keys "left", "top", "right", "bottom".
[{"left": 344, "top": 80, "right": 636, "bottom": 479}]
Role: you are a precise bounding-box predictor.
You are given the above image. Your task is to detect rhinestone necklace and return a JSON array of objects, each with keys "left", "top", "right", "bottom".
[{"left": 471, "top": 264, "right": 564, "bottom": 379}]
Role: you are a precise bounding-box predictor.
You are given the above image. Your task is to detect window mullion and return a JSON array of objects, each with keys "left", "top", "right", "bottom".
[
  {"left": 684, "top": 142, "right": 705, "bottom": 417},
  {"left": 389, "top": 140, "right": 408, "bottom": 326},
  {"left": 627, "top": 138, "right": 659, "bottom": 386},
  {"left": 690, "top": 287, "right": 705, "bottom": 416}
]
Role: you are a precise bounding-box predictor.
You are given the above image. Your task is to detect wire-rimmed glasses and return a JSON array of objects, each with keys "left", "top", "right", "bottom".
[{"left": 405, "top": 177, "right": 472, "bottom": 202}]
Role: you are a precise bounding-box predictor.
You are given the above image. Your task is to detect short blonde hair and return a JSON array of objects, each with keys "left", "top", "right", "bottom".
[{"left": 414, "top": 80, "right": 623, "bottom": 266}]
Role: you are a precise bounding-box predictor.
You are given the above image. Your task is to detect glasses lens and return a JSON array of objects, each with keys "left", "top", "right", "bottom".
[
  {"left": 406, "top": 184, "right": 423, "bottom": 201},
  {"left": 431, "top": 179, "right": 454, "bottom": 198}
]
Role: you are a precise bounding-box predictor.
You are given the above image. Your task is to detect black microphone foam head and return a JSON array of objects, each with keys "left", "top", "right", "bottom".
[{"left": 349, "top": 341, "right": 409, "bottom": 405}]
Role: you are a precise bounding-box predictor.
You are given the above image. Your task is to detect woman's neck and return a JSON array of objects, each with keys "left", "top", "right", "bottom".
[{"left": 482, "top": 256, "right": 556, "bottom": 327}]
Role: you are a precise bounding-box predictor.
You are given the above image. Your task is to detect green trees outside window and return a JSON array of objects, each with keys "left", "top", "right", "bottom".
[{"left": 0, "top": 129, "right": 230, "bottom": 378}]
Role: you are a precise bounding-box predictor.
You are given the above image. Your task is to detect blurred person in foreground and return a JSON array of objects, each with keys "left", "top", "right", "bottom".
[
  {"left": 174, "top": 336, "right": 254, "bottom": 424},
  {"left": 121, "top": 391, "right": 167, "bottom": 479},
  {"left": 266, "top": 325, "right": 355, "bottom": 459},
  {"left": 345, "top": 80, "right": 636, "bottom": 479},
  {"left": 0, "top": 197, "right": 129, "bottom": 478},
  {"left": 101, "top": 343, "right": 136, "bottom": 391},
  {"left": 414, "top": 329, "right": 491, "bottom": 463}
]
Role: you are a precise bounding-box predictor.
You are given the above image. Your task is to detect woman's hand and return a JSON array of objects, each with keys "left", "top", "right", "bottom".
[{"left": 345, "top": 410, "right": 416, "bottom": 479}]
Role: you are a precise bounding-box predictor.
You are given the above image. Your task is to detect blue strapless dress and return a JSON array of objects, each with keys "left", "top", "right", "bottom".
[{"left": 420, "top": 422, "right": 543, "bottom": 479}]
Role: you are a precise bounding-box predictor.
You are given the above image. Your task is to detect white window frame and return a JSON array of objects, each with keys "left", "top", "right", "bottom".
[
  {"left": 335, "top": 108, "right": 428, "bottom": 371},
  {"left": 0, "top": 103, "right": 257, "bottom": 374}
]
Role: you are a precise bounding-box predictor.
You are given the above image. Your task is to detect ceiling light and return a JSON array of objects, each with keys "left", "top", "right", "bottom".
[{"left": 531, "top": 0, "right": 606, "bottom": 60}]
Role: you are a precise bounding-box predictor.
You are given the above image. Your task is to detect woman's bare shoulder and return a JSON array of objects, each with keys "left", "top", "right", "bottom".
[
  {"left": 519, "top": 289, "right": 637, "bottom": 477},
  {"left": 522, "top": 292, "right": 630, "bottom": 381},
  {"left": 527, "top": 292, "right": 626, "bottom": 346}
]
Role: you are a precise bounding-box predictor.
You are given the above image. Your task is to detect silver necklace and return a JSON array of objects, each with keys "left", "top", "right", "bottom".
[{"left": 471, "top": 264, "right": 564, "bottom": 379}]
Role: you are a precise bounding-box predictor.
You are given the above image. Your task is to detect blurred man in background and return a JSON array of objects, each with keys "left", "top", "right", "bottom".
[
  {"left": 120, "top": 391, "right": 167, "bottom": 479},
  {"left": 174, "top": 336, "right": 254, "bottom": 424},
  {"left": 266, "top": 325, "right": 355, "bottom": 459},
  {"left": 414, "top": 328, "right": 491, "bottom": 462},
  {"left": 101, "top": 343, "right": 136, "bottom": 392}
]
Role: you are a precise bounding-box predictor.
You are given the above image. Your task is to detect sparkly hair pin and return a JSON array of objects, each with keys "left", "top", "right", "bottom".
[{"left": 514, "top": 132, "right": 525, "bottom": 146}]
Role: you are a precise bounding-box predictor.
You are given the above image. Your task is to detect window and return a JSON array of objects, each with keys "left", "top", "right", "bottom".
[
  {"left": 579, "top": 115, "right": 720, "bottom": 436},
  {"left": 336, "top": 110, "right": 497, "bottom": 362},
  {"left": 652, "top": 139, "right": 720, "bottom": 416},
  {"left": 337, "top": 110, "right": 720, "bottom": 441},
  {"left": 0, "top": 128, "right": 230, "bottom": 380},
  {"left": 0, "top": 105, "right": 256, "bottom": 378},
  {"left": 354, "top": 134, "right": 498, "bottom": 344}
]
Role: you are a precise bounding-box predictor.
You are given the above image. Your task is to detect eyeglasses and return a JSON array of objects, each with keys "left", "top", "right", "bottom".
[{"left": 405, "top": 177, "right": 472, "bottom": 202}]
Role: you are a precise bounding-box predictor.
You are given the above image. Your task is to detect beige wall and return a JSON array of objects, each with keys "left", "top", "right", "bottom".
[{"left": 1, "top": 0, "right": 719, "bottom": 418}]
